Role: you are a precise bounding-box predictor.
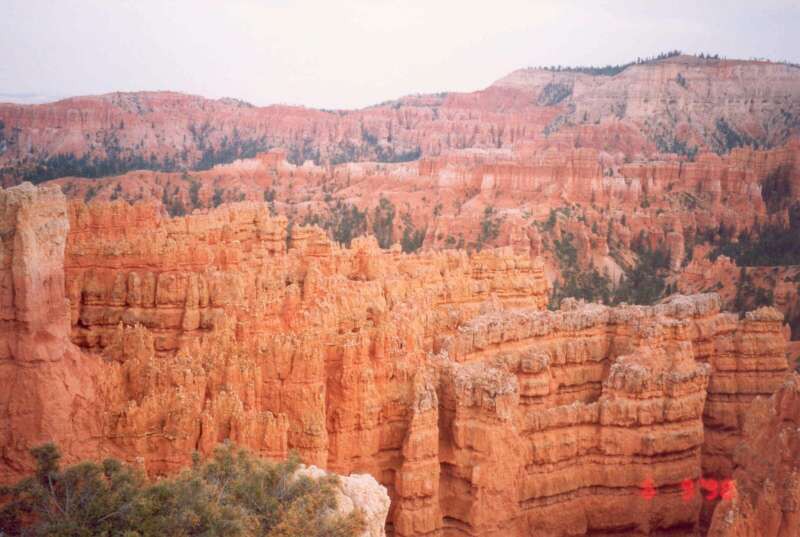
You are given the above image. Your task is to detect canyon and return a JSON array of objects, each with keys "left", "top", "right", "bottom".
[
  {"left": 40, "top": 133, "right": 800, "bottom": 337},
  {"left": 0, "top": 181, "right": 795, "bottom": 536},
  {"left": 1, "top": 53, "right": 799, "bottom": 536},
  {"left": 3, "top": 55, "right": 800, "bottom": 326}
]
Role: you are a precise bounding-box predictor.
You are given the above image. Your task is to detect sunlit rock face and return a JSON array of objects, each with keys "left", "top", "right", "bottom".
[
  {"left": 0, "top": 183, "right": 108, "bottom": 479},
  {"left": 1, "top": 183, "right": 793, "bottom": 536}
]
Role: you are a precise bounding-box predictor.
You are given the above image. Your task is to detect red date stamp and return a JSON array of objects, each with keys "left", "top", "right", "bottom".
[{"left": 639, "top": 477, "right": 736, "bottom": 501}]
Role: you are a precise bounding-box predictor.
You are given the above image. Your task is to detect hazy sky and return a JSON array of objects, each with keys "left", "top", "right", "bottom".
[{"left": 1, "top": 0, "right": 798, "bottom": 109}]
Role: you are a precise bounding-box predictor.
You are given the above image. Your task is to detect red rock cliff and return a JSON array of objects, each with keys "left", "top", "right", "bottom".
[{"left": 0, "top": 184, "right": 794, "bottom": 537}]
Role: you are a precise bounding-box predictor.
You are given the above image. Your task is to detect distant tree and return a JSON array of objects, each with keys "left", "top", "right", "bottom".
[
  {"left": 400, "top": 213, "right": 426, "bottom": 253},
  {"left": 477, "top": 206, "right": 502, "bottom": 250},
  {"left": 189, "top": 179, "right": 201, "bottom": 208},
  {"left": 372, "top": 197, "right": 396, "bottom": 248},
  {"left": 538, "top": 50, "right": 683, "bottom": 77},
  {"left": 212, "top": 187, "right": 224, "bottom": 207}
]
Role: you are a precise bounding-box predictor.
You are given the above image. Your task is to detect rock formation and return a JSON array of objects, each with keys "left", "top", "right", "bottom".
[
  {"left": 0, "top": 183, "right": 106, "bottom": 476},
  {"left": 3, "top": 56, "right": 794, "bottom": 334},
  {"left": 296, "top": 464, "right": 392, "bottom": 537},
  {"left": 2, "top": 56, "right": 799, "bottom": 185},
  {"left": 0, "top": 183, "right": 794, "bottom": 536},
  {"left": 495, "top": 56, "right": 800, "bottom": 154},
  {"left": 1, "top": 52, "right": 799, "bottom": 537},
  {"left": 707, "top": 374, "right": 800, "bottom": 537}
]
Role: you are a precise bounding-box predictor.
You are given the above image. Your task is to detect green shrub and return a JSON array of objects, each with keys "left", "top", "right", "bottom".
[
  {"left": 0, "top": 443, "right": 364, "bottom": 537},
  {"left": 301, "top": 201, "right": 368, "bottom": 247},
  {"left": 611, "top": 233, "right": 670, "bottom": 305}
]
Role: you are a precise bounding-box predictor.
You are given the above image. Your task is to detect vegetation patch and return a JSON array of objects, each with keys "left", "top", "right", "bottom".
[
  {"left": 537, "top": 83, "right": 572, "bottom": 106},
  {"left": 372, "top": 197, "right": 396, "bottom": 249},
  {"left": 400, "top": 212, "right": 426, "bottom": 253},
  {"left": 653, "top": 133, "right": 698, "bottom": 160},
  {"left": 0, "top": 443, "right": 364, "bottom": 537},
  {"left": 709, "top": 205, "right": 800, "bottom": 266},
  {"left": 712, "top": 118, "right": 761, "bottom": 153},
  {"left": 476, "top": 206, "right": 503, "bottom": 250},
  {"left": 549, "top": 230, "right": 670, "bottom": 309},
  {"left": 537, "top": 50, "right": 683, "bottom": 77},
  {"left": 761, "top": 164, "right": 793, "bottom": 213},
  {"left": 301, "top": 200, "right": 368, "bottom": 247},
  {"left": 734, "top": 267, "right": 774, "bottom": 312}
]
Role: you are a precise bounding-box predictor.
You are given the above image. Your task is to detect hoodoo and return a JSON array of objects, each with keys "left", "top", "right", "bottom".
[
  {"left": 1, "top": 182, "right": 794, "bottom": 535},
  {"left": 1, "top": 7, "right": 799, "bottom": 533}
]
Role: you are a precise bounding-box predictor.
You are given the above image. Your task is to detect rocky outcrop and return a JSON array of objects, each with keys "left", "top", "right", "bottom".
[
  {"left": 678, "top": 253, "right": 800, "bottom": 340},
  {"left": 296, "top": 464, "right": 392, "bottom": 537},
  {"left": 0, "top": 184, "right": 794, "bottom": 537},
  {"left": 0, "top": 183, "right": 106, "bottom": 481},
  {"left": 707, "top": 374, "right": 800, "bottom": 537},
  {"left": 430, "top": 294, "right": 789, "bottom": 536}
]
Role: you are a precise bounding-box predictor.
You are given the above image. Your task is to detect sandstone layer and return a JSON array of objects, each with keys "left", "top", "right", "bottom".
[
  {"left": 39, "top": 133, "right": 800, "bottom": 333},
  {"left": 707, "top": 373, "right": 800, "bottom": 537},
  {"left": 1, "top": 183, "right": 794, "bottom": 536}
]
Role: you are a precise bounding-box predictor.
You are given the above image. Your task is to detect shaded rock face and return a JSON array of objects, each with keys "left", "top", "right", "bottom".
[
  {"left": 0, "top": 184, "right": 794, "bottom": 537},
  {"left": 707, "top": 374, "right": 800, "bottom": 537},
  {"left": 431, "top": 296, "right": 789, "bottom": 536}
]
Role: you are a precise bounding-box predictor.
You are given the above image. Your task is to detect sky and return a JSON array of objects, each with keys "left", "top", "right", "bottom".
[{"left": 1, "top": 0, "right": 798, "bottom": 109}]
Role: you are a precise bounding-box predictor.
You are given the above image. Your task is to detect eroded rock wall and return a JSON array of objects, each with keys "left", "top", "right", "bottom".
[
  {"left": 0, "top": 184, "right": 793, "bottom": 537},
  {"left": 707, "top": 374, "right": 800, "bottom": 537},
  {"left": 0, "top": 183, "right": 113, "bottom": 482},
  {"left": 58, "top": 192, "right": 548, "bottom": 535},
  {"left": 428, "top": 295, "right": 788, "bottom": 536}
]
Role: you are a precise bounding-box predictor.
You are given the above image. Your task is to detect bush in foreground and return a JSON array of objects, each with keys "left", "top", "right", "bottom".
[{"left": 0, "top": 444, "right": 363, "bottom": 537}]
